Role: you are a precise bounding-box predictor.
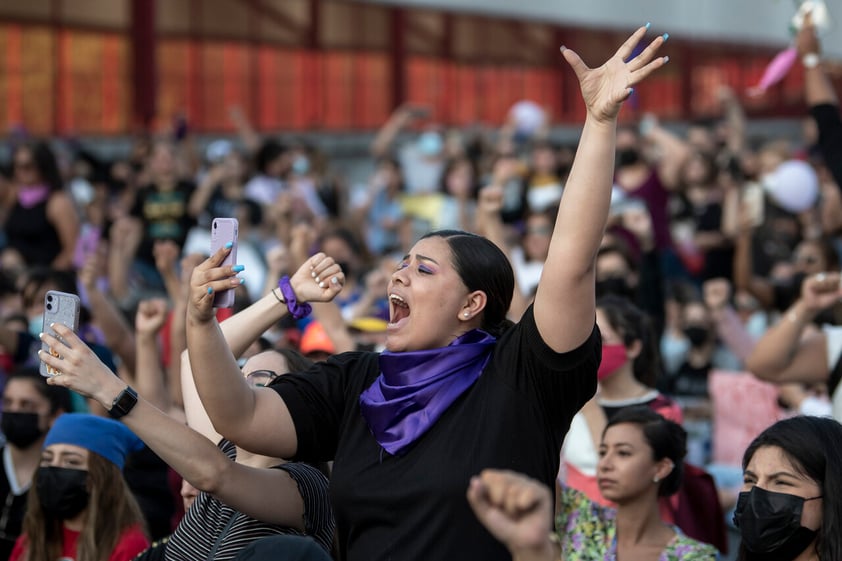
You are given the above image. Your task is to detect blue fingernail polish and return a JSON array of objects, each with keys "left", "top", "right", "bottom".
[
  {"left": 628, "top": 88, "right": 635, "bottom": 96},
  {"left": 645, "top": 22, "right": 651, "bottom": 30},
  {"left": 663, "top": 55, "right": 670, "bottom": 64},
  {"left": 207, "top": 287, "right": 213, "bottom": 294},
  {"left": 232, "top": 264, "right": 245, "bottom": 272},
  {"left": 662, "top": 33, "right": 669, "bottom": 41},
  {"left": 240, "top": 278, "right": 246, "bottom": 284},
  {"left": 225, "top": 242, "right": 233, "bottom": 249}
]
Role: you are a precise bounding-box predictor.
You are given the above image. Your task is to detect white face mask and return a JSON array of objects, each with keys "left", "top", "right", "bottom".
[
  {"left": 660, "top": 332, "right": 690, "bottom": 375},
  {"left": 526, "top": 183, "right": 563, "bottom": 213}
]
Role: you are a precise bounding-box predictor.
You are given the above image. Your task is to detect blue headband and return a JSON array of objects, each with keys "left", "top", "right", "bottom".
[{"left": 44, "top": 413, "right": 144, "bottom": 470}]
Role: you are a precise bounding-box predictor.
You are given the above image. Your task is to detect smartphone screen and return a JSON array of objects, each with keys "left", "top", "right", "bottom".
[
  {"left": 40, "top": 291, "right": 81, "bottom": 377},
  {"left": 210, "top": 217, "right": 239, "bottom": 308}
]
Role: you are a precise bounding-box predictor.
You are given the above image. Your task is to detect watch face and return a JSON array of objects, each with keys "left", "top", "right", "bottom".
[{"left": 111, "top": 387, "right": 137, "bottom": 418}]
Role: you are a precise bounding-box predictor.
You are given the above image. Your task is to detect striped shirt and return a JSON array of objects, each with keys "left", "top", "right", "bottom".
[{"left": 164, "top": 440, "right": 333, "bottom": 561}]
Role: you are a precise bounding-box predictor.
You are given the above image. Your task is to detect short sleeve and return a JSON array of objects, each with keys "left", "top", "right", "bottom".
[
  {"left": 822, "top": 324, "right": 842, "bottom": 371},
  {"left": 494, "top": 305, "right": 600, "bottom": 431},
  {"left": 269, "top": 352, "right": 376, "bottom": 462},
  {"left": 275, "top": 463, "right": 334, "bottom": 552}
]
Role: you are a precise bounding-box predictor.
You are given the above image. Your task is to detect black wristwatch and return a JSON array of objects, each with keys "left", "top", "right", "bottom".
[{"left": 108, "top": 386, "right": 138, "bottom": 419}]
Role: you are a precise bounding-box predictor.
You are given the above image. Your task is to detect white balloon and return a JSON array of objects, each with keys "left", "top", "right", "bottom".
[
  {"left": 763, "top": 160, "right": 819, "bottom": 213},
  {"left": 509, "top": 100, "right": 545, "bottom": 135}
]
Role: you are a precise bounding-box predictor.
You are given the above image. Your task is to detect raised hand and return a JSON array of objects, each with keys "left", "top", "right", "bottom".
[
  {"left": 39, "top": 323, "right": 125, "bottom": 407},
  {"left": 703, "top": 278, "right": 733, "bottom": 311},
  {"left": 188, "top": 245, "right": 244, "bottom": 323},
  {"left": 153, "top": 240, "right": 181, "bottom": 277},
  {"left": 136, "top": 298, "right": 169, "bottom": 337},
  {"left": 467, "top": 470, "right": 555, "bottom": 559},
  {"left": 800, "top": 272, "right": 842, "bottom": 313},
  {"left": 561, "top": 24, "right": 669, "bottom": 123},
  {"left": 289, "top": 252, "right": 345, "bottom": 305}
]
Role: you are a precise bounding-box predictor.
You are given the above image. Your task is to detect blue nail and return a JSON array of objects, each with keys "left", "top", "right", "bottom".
[
  {"left": 232, "top": 264, "right": 245, "bottom": 272},
  {"left": 225, "top": 242, "right": 233, "bottom": 249},
  {"left": 645, "top": 22, "right": 651, "bottom": 30},
  {"left": 663, "top": 55, "right": 670, "bottom": 64},
  {"left": 662, "top": 33, "right": 669, "bottom": 42},
  {"left": 207, "top": 287, "right": 213, "bottom": 294},
  {"left": 239, "top": 278, "right": 246, "bottom": 284},
  {"left": 628, "top": 88, "right": 635, "bottom": 96}
]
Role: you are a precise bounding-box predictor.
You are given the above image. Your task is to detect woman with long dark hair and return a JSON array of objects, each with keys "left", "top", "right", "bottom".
[
  {"left": 10, "top": 414, "right": 148, "bottom": 561},
  {"left": 734, "top": 415, "right": 842, "bottom": 561}
]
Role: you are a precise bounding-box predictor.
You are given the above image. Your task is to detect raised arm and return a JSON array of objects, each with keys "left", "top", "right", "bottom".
[
  {"left": 134, "top": 299, "right": 173, "bottom": 413},
  {"left": 641, "top": 115, "right": 691, "bottom": 190},
  {"left": 535, "top": 26, "right": 668, "bottom": 352},
  {"left": 185, "top": 247, "right": 343, "bottom": 457},
  {"left": 39, "top": 326, "right": 312, "bottom": 529},
  {"left": 744, "top": 272, "right": 841, "bottom": 384},
  {"left": 796, "top": 15, "right": 842, "bottom": 194}
]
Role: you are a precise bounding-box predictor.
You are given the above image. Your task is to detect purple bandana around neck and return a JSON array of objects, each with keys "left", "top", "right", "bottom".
[
  {"left": 17, "top": 184, "right": 50, "bottom": 209},
  {"left": 359, "top": 329, "right": 496, "bottom": 456}
]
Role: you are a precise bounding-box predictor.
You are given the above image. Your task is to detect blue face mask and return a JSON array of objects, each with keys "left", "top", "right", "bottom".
[
  {"left": 292, "top": 156, "right": 310, "bottom": 175},
  {"left": 28, "top": 316, "right": 43, "bottom": 338}
]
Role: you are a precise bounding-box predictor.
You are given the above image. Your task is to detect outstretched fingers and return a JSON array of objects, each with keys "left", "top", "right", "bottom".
[
  {"left": 627, "top": 32, "right": 669, "bottom": 75},
  {"left": 615, "top": 24, "right": 651, "bottom": 62}
]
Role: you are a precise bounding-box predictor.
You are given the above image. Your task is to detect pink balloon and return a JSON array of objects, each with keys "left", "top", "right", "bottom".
[{"left": 749, "top": 47, "right": 798, "bottom": 94}]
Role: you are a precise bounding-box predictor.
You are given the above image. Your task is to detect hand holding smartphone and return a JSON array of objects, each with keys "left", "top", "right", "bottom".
[
  {"left": 210, "top": 218, "right": 239, "bottom": 308},
  {"left": 39, "top": 291, "right": 81, "bottom": 377}
]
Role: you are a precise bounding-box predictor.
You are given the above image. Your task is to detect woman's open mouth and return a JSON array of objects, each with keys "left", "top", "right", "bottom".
[{"left": 388, "top": 293, "right": 410, "bottom": 328}]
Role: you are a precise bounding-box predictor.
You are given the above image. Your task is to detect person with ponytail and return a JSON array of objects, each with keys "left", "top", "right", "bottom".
[{"left": 166, "top": 23, "right": 668, "bottom": 561}]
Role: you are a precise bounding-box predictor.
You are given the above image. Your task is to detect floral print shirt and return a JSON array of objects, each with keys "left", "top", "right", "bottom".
[{"left": 557, "top": 487, "right": 718, "bottom": 560}]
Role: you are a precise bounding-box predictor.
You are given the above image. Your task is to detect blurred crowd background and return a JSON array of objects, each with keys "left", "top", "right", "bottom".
[{"left": 1, "top": 1, "right": 842, "bottom": 560}]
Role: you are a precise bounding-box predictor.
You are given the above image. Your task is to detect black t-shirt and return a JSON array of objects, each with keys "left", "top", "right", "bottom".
[
  {"left": 130, "top": 181, "right": 196, "bottom": 264},
  {"left": 272, "top": 306, "right": 600, "bottom": 561}
]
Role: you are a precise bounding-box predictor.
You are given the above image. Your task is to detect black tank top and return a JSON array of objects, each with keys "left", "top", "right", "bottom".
[{"left": 4, "top": 198, "right": 62, "bottom": 267}]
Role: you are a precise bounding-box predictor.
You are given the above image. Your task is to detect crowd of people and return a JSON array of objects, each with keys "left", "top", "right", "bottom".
[{"left": 0, "top": 14, "right": 839, "bottom": 561}]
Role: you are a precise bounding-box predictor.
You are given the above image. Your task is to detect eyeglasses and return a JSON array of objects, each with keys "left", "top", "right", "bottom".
[{"left": 245, "top": 369, "right": 279, "bottom": 387}]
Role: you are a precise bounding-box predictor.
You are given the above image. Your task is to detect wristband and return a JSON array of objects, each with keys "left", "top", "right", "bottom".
[
  {"left": 802, "top": 53, "right": 820, "bottom": 69},
  {"left": 278, "top": 276, "right": 312, "bottom": 319}
]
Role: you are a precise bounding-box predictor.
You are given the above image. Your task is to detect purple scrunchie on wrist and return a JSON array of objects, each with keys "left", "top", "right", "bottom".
[{"left": 278, "top": 276, "right": 312, "bottom": 320}]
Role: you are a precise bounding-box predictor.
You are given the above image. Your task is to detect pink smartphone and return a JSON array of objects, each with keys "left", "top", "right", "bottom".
[
  {"left": 40, "top": 291, "right": 81, "bottom": 377},
  {"left": 210, "top": 217, "right": 239, "bottom": 308}
]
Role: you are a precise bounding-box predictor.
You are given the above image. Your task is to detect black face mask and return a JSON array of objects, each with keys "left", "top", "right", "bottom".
[
  {"left": 734, "top": 486, "right": 821, "bottom": 561},
  {"left": 1, "top": 412, "right": 45, "bottom": 449},
  {"left": 683, "top": 326, "right": 709, "bottom": 347},
  {"left": 595, "top": 277, "right": 635, "bottom": 300},
  {"left": 617, "top": 148, "right": 641, "bottom": 167},
  {"left": 36, "top": 466, "right": 89, "bottom": 520}
]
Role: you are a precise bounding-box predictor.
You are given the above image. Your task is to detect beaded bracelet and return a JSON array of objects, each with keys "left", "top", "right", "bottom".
[{"left": 278, "top": 276, "right": 312, "bottom": 319}]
